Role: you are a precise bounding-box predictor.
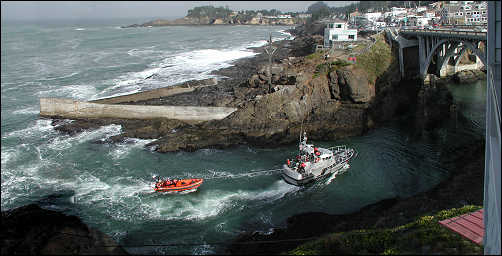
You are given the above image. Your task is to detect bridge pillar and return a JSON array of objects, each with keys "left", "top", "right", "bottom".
[
  {"left": 418, "top": 36, "right": 427, "bottom": 79},
  {"left": 454, "top": 47, "right": 467, "bottom": 72},
  {"left": 399, "top": 46, "right": 404, "bottom": 78}
]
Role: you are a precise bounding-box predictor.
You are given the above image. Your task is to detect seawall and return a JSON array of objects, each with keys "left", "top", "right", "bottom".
[
  {"left": 90, "top": 78, "right": 217, "bottom": 104},
  {"left": 40, "top": 98, "right": 237, "bottom": 121}
]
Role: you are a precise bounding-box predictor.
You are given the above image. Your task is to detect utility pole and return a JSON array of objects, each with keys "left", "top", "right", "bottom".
[{"left": 264, "top": 33, "right": 277, "bottom": 93}]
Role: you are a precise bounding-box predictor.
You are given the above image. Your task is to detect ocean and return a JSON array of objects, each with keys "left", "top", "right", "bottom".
[{"left": 1, "top": 18, "right": 486, "bottom": 254}]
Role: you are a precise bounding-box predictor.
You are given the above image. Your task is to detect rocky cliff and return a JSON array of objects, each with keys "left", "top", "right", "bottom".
[{"left": 1, "top": 204, "right": 127, "bottom": 255}]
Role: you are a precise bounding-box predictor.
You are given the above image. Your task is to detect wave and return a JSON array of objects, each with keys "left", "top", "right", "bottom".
[
  {"left": 37, "top": 72, "right": 79, "bottom": 82},
  {"left": 2, "top": 119, "right": 54, "bottom": 140},
  {"left": 75, "top": 28, "right": 86, "bottom": 31},
  {"left": 108, "top": 138, "right": 157, "bottom": 160},
  {"left": 12, "top": 106, "right": 39, "bottom": 115},
  {"left": 88, "top": 27, "right": 290, "bottom": 100},
  {"left": 47, "top": 124, "right": 122, "bottom": 151},
  {"left": 37, "top": 83, "right": 98, "bottom": 100}
]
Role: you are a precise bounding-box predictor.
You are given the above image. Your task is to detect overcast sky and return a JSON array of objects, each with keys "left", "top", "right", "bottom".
[{"left": 1, "top": 1, "right": 356, "bottom": 21}]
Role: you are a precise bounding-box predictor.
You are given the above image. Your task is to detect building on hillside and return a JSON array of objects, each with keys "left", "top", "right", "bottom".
[
  {"left": 323, "top": 20, "right": 357, "bottom": 48},
  {"left": 298, "top": 13, "right": 312, "bottom": 19},
  {"left": 364, "top": 12, "right": 383, "bottom": 22},
  {"left": 391, "top": 7, "right": 407, "bottom": 16}
]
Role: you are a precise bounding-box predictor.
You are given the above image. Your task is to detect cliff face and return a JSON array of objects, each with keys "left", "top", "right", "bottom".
[{"left": 149, "top": 40, "right": 382, "bottom": 152}]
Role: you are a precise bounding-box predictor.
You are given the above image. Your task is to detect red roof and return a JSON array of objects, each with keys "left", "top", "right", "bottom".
[{"left": 439, "top": 209, "right": 484, "bottom": 245}]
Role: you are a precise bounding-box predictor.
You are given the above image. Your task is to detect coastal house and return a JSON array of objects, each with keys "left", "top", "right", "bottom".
[
  {"left": 323, "top": 19, "right": 357, "bottom": 48},
  {"left": 363, "top": 12, "right": 383, "bottom": 22},
  {"left": 298, "top": 13, "right": 312, "bottom": 19}
]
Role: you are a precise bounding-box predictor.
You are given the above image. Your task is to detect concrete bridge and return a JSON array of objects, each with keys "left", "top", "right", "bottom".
[{"left": 387, "top": 27, "right": 487, "bottom": 79}]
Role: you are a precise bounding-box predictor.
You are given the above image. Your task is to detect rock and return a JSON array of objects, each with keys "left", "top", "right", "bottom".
[
  {"left": 248, "top": 74, "right": 260, "bottom": 88},
  {"left": 1, "top": 204, "right": 127, "bottom": 255},
  {"left": 453, "top": 70, "right": 485, "bottom": 84},
  {"left": 328, "top": 71, "right": 341, "bottom": 100}
]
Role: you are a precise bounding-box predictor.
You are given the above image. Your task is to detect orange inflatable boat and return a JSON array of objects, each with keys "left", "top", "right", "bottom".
[{"left": 153, "top": 178, "right": 204, "bottom": 192}]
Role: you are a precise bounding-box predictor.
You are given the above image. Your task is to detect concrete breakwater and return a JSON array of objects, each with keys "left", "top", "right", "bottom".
[
  {"left": 90, "top": 78, "right": 217, "bottom": 104},
  {"left": 39, "top": 98, "right": 237, "bottom": 121}
]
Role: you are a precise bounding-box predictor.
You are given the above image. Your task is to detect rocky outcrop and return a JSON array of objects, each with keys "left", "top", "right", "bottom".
[
  {"left": 1, "top": 204, "right": 127, "bottom": 255},
  {"left": 328, "top": 67, "right": 374, "bottom": 103},
  {"left": 122, "top": 16, "right": 298, "bottom": 28},
  {"left": 453, "top": 69, "right": 487, "bottom": 84}
]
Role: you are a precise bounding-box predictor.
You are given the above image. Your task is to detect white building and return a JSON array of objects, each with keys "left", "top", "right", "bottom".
[
  {"left": 277, "top": 14, "right": 292, "bottom": 19},
  {"left": 364, "top": 12, "right": 382, "bottom": 22},
  {"left": 298, "top": 13, "right": 312, "bottom": 19},
  {"left": 391, "top": 7, "right": 407, "bottom": 16},
  {"left": 324, "top": 21, "right": 357, "bottom": 47},
  {"left": 416, "top": 6, "right": 427, "bottom": 13}
]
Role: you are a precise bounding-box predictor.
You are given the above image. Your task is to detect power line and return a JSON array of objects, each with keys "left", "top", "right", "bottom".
[{"left": 55, "top": 231, "right": 321, "bottom": 248}]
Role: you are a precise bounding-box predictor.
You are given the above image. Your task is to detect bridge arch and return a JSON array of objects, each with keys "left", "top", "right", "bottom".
[{"left": 421, "top": 38, "right": 486, "bottom": 78}]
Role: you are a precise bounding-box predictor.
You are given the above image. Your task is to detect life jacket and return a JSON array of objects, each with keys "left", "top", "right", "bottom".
[
  {"left": 301, "top": 162, "right": 306, "bottom": 168},
  {"left": 287, "top": 159, "right": 291, "bottom": 166}
]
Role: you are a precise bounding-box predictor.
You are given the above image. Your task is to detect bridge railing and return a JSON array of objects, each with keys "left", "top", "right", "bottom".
[{"left": 401, "top": 28, "right": 486, "bottom": 37}]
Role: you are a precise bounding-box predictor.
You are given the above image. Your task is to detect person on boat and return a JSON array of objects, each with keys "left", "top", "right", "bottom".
[
  {"left": 287, "top": 159, "right": 291, "bottom": 166},
  {"left": 314, "top": 147, "right": 321, "bottom": 156},
  {"left": 298, "top": 162, "right": 306, "bottom": 173}
]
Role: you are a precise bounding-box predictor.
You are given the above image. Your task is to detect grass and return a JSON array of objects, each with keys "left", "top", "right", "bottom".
[
  {"left": 305, "top": 51, "right": 324, "bottom": 60},
  {"left": 354, "top": 33, "right": 394, "bottom": 83},
  {"left": 312, "top": 60, "right": 352, "bottom": 78},
  {"left": 285, "top": 205, "right": 483, "bottom": 255}
]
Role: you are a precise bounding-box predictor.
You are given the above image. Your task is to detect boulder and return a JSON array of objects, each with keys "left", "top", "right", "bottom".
[{"left": 1, "top": 204, "right": 127, "bottom": 255}]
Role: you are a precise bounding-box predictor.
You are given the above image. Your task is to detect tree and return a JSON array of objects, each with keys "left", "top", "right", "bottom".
[{"left": 307, "top": 1, "right": 331, "bottom": 21}]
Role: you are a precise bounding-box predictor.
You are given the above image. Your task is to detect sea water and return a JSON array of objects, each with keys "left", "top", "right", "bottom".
[{"left": 1, "top": 18, "right": 486, "bottom": 254}]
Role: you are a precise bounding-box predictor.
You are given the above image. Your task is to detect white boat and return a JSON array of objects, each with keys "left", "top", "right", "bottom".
[{"left": 282, "top": 132, "right": 356, "bottom": 186}]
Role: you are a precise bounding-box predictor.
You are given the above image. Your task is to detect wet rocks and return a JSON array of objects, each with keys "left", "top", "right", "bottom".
[{"left": 453, "top": 69, "right": 486, "bottom": 84}]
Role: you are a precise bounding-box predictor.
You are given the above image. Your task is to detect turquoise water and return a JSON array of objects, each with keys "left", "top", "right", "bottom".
[{"left": 1, "top": 19, "right": 486, "bottom": 254}]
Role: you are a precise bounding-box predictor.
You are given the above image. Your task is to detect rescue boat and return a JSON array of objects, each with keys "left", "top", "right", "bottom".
[
  {"left": 153, "top": 178, "right": 204, "bottom": 192},
  {"left": 282, "top": 132, "right": 356, "bottom": 186}
]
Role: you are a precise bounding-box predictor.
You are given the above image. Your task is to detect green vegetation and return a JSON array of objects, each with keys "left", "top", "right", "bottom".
[
  {"left": 313, "top": 59, "right": 351, "bottom": 78},
  {"left": 285, "top": 205, "right": 483, "bottom": 255},
  {"left": 305, "top": 51, "right": 324, "bottom": 60},
  {"left": 354, "top": 33, "right": 394, "bottom": 83},
  {"left": 187, "top": 6, "right": 233, "bottom": 19}
]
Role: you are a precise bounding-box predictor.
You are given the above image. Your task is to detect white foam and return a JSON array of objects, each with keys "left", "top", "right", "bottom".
[
  {"left": 1, "top": 148, "right": 17, "bottom": 167},
  {"left": 12, "top": 106, "right": 39, "bottom": 115},
  {"left": 47, "top": 124, "right": 122, "bottom": 151},
  {"left": 108, "top": 138, "right": 156, "bottom": 160},
  {"left": 2, "top": 119, "right": 54, "bottom": 140},
  {"left": 246, "top": 40, "right": 268, "bottom": 48},
  {"left": 38, "top": 72, "right": 79, "bottom": 81},
  {"left": 75, "top": 28, "right": 86, "bottom": 31},
  {"left": 37, "top": 83, "right": 98, "bottom": 101}
]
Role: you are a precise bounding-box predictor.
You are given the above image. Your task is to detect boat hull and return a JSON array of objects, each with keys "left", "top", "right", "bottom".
[{"left": 154, "top": 178, "right": 203, "bottom": 192}]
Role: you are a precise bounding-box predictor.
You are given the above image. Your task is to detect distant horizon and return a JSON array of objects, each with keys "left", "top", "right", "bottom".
[{"left": 1, "top": 1, "right": 356, "bottom": 21}]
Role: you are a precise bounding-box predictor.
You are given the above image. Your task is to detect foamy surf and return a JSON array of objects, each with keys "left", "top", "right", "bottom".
[
  {"left": 47, "top": 124, "right": 122, "bottom": 151},
  {"left": 108, "top": 138, "right": 157, "bottom": 160}
]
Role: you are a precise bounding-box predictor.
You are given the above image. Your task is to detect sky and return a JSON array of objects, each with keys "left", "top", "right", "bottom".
[{"left": 1, "top": 1, "right": 356, "bottom": 21}]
